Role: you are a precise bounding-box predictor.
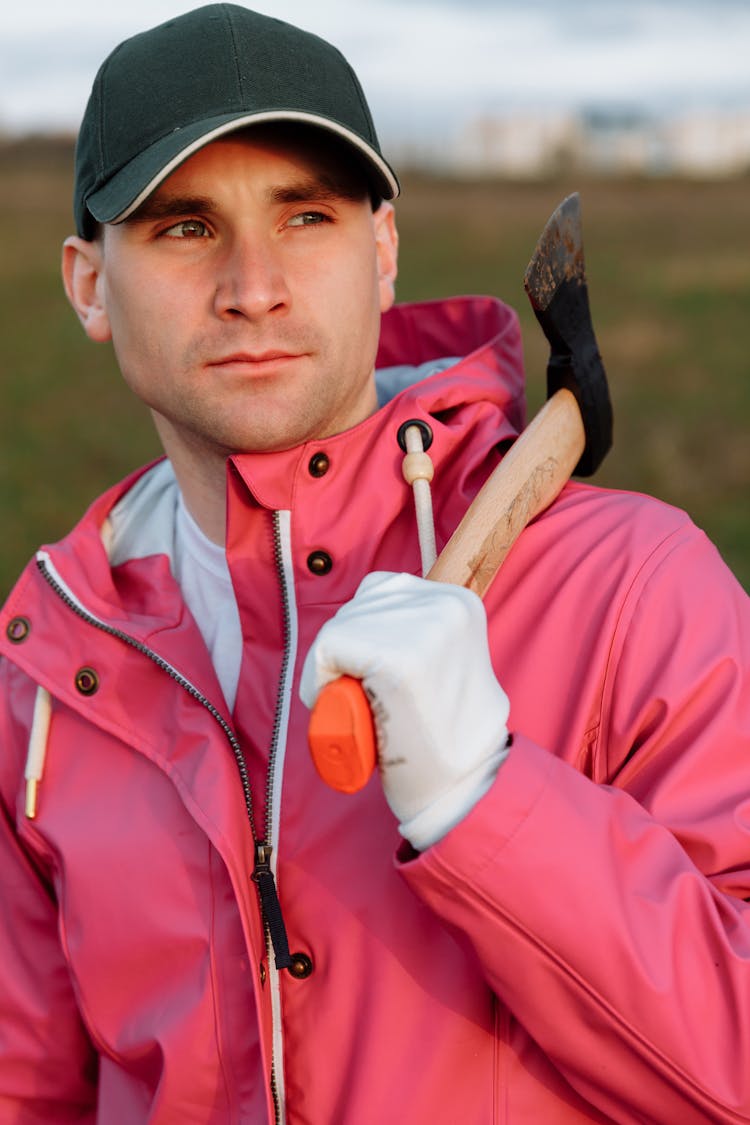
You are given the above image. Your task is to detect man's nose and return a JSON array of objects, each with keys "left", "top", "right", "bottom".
[{"left": 213, "top": 233, "right": 291, "bottom": 319}]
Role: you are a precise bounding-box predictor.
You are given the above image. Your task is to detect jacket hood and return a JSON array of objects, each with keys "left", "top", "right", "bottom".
[{"left": 376, "top": 295, "right": 526, "bottom": 427}]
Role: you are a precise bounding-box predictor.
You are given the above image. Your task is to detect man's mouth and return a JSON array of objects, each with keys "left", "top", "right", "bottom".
[
  {"left": 211, "top": 350, "right": 299, "bottom": 363},
  {"left": 208, "top": 350, "right": 304, "bottom": 373}
]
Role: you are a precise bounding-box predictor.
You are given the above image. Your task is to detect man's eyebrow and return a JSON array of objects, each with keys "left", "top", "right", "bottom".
[
  {"left": 125, "top": 195, "right": 217, "bottom": 224},
  {"left": 268, "top": 176, "right": 365, "bottom": 205},
  {"left": 125, "top": 174, "right": 366, "bottom": 225}
]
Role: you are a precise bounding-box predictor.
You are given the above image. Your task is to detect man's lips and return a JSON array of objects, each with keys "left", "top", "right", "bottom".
[{"left": 208, "top": 350, "right": 303, "bottom": 367}]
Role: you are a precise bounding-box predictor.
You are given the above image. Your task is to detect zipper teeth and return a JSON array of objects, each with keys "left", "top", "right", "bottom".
[
  {"left": 37, "top": 551, "right": 287, "bottom": 1125},
  {"left": 266, "top": 510, "right": 295, "bottom": 1125},
  {"left": 265, "top": 510, "right": 294, "bottom": 842},
  {"left": 35, "top": 556, "right": 258, "bottom": 834},
  {"left": 270, "top": 1070, "right": 281, "bottom": 1125}
]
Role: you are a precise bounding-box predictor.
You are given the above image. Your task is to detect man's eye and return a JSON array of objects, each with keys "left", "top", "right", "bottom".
[
  {"left": 163, "top": 219, "right": 210, "bottom": 239},
  {"left": 287, "top": 211, "right": 329, "bottom": 228}
]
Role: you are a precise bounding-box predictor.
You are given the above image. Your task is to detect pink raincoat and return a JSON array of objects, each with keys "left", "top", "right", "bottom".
[{"left": 1, "top": 296, "right": 749, "bottom": 1123}]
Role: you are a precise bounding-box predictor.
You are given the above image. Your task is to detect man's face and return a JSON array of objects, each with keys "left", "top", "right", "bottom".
[{"left": 64, "top": 129, "right": 398, "bottom": 466}]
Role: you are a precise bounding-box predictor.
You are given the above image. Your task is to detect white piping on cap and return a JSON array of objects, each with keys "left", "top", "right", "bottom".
[{"left": 110, "top": 111, "right": 400, "bottom": 225}]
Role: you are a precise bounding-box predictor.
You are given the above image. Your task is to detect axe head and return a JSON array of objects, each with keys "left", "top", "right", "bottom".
[{"left": 524, "top": 193, "right": 612, "bottom": 476}]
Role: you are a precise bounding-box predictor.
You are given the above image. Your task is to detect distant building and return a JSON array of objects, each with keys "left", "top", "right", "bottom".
[
  {"left": 451, "top": 111, "right": 583, "bottom": 177},
  {"left": 579, "top": 107, "right": 666, "bottom": 175},
  {"left": 414, "top": 105, "right": 750, "bottom": 178},
  {"left": 664, "top": 109, "right": 750, "bottom": 176}
]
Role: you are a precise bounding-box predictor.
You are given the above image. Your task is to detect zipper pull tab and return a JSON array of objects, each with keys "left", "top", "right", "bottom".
[{"left": 252, "top": 843, "right": 293, "bottom": 971}]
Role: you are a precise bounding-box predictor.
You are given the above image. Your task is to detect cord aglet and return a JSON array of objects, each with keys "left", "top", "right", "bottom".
[{"left": 25, "top": 778, "right": 39, "bottom": 819}]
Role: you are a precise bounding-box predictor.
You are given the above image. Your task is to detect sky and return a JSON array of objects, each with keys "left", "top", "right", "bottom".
[{"left": 2, "top": 0, "right": 749, "bottom": 147}]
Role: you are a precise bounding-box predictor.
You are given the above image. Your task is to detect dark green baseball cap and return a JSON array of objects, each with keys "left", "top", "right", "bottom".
[{"left": 74, "top": 3, "right": 400, "bottom": 238}]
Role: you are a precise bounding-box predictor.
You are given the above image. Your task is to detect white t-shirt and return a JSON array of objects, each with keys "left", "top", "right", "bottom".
[{"left": 172, "top": 496, "right": 243, "bottom": 712}]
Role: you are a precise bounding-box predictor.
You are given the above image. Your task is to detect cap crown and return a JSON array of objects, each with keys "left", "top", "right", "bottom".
[{"left": 74, "top": 4, "right": 397, "bottom": 237}]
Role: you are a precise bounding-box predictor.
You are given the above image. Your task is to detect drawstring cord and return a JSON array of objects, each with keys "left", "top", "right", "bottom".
[
  {"left": 400, "top": 421, "right": 437, "bottom": 576},
  {"left": 25, "top": 686, "right": 52, "bottom": 818},
  {"left": 23, "top": 522, "right": 113, "bottom": 820}
]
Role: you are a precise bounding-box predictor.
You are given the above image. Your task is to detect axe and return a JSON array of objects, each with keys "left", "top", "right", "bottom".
[{"left": 308, "top": 192, "right": 612, "bottom": 793}]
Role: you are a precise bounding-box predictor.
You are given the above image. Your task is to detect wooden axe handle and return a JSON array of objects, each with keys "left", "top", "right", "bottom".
[{"left": 307, "top": 386, "right": 585, "bottom": 794}]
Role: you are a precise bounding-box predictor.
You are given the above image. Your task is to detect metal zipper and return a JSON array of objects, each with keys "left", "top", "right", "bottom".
[
  {"left": 35, "top": 552, "right": 293, "bottom": 963},
  {"left": 36, "top": 547, "right": 297, "bottom": 1125},
  {"left": 261, "top": 510, "right": 299, "bottom": 1125},
  {"left": 36, "top": 552, "right": 254, "bottom": 799},
  {"left": 264, "top": 510, "right": 295, "bottom": 855}
]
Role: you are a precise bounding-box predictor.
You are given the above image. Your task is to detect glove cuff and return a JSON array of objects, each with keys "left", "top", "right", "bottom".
[{"left": 398, "top": 736, "right": 510, "bottom": 851}]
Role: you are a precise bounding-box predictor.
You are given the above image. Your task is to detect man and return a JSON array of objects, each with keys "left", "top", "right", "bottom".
[{"left": 1, "top": 5, "right": 748, "bottom": 1123}]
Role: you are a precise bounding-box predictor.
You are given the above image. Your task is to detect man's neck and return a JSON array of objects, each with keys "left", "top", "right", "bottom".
[
  {"left": 152, "top": 416, "right": 228, "bottom": 545},
  {"left": 174, "top": 463, "right": 227, "bottom": 546}
]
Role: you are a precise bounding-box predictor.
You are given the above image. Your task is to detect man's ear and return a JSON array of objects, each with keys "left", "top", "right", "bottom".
[
  {"left": 374, "top": 202, "right": 399, "bottom": 314},
  {"left": 61, "top": 236, "right": 112, "bottom": 343}
]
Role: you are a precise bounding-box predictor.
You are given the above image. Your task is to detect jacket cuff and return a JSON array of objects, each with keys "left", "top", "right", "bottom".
[{"left": 395, "top": 733, "right": 554, "bottom": 871}]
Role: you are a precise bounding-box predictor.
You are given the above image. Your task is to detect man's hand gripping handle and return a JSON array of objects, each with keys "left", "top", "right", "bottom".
[{"left": 305, "top": 387, "right": 586, "bottom": 796}]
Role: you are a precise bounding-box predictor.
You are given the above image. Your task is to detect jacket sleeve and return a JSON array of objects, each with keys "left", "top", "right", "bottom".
[
  {"left": 399, "top": 525, "right": 750, "bottom": 1124},
  {"left": 0, "top": 662, "right": 98, "bottom": 1123}
]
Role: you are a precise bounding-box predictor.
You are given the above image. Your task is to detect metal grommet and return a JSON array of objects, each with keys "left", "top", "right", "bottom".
[
  {"left": 308, "top": 452, "right": 330, "bottom": 478},
  {"left": 75, "top": 667, "right": 100, "bottom": 696},
  {"left": 307, "top": 551, "right": 333, "bottom": 576},
  {"left": 397, "top": 419, "right": 434, "bottom": 453},
  {"left": 6, "top": 616, "right": 31, "bottom": 644},
  {"left": 288, "top": 952, "right": 314, "bottom": 980}
]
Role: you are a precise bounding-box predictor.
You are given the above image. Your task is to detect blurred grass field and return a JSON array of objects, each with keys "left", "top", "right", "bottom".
[{"left": 1, "top": 138, "right": 748, "bottom": 596}]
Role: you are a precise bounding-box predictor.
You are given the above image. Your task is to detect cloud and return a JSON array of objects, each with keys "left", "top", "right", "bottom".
[{"left": 1, "top": 0, "right": 749, "bottom": 134}]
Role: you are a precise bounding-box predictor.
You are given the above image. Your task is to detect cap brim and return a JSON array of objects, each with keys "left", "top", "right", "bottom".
[{"left": 86, "top": 110, "right": 400, "bottom": 225}]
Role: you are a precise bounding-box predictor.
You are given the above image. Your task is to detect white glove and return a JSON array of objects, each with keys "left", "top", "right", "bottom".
[{"left": 300, "top": 572, "right": 510, "bottom": 850}]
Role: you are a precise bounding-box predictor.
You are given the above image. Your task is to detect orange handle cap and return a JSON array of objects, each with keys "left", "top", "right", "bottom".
[{"left": 308, "top": 675, "right": 377, "bottom": 794}]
